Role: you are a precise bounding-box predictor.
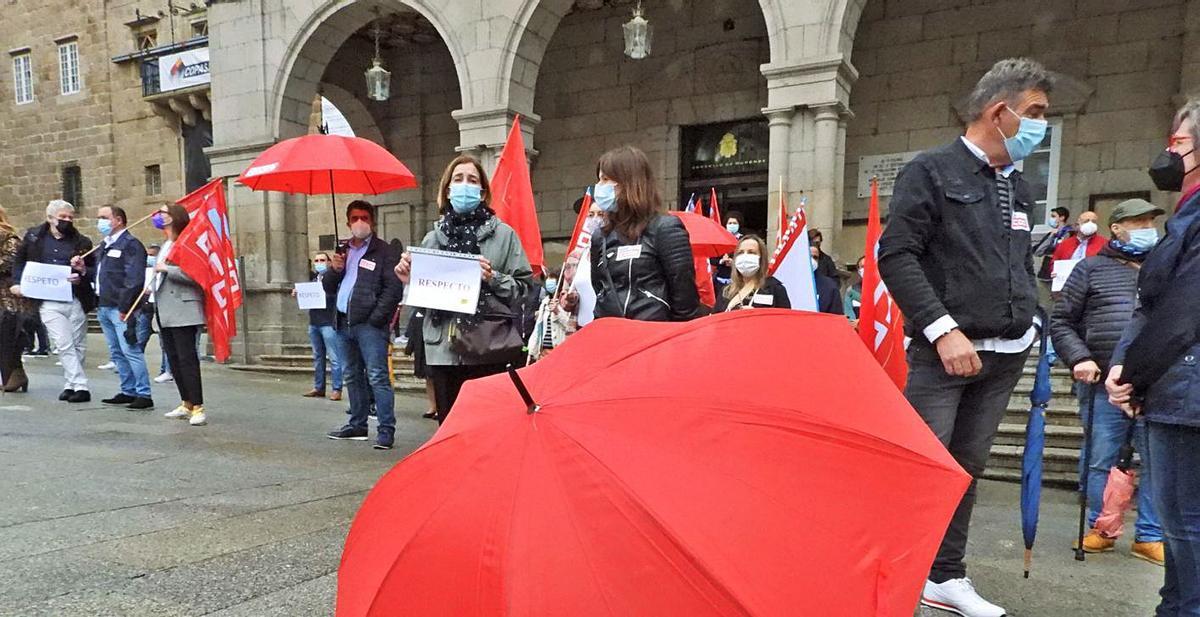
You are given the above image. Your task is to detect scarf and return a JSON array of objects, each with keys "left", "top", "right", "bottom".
[{"left": 430, "top": 206, "right": 497, "bottom": 329}]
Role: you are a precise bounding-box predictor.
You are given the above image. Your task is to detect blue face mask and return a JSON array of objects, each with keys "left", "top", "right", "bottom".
[
  {"left": 146, "top": 256, "right": 157, "bottom": 268},
  {"left": 314, "top": 262, "right": 328, "bottom": 274},
  {"left": 1125, "top": 228, "right": 1160, "bottom": 252},
  {"left": 97, "top": 219, "right": 113, "bottom": 236},
  {"left": 545, "top": 279, "right": 558, "bottom": 294},
  {"left": 999, "top": 107, "right": 1048, "bottom": 163},
  {"left": 726, "top": 222, "right": 740, "bottom": 235},
  {"left": 1049, "top": 219, "right": 1059, "bottom": 229},
  {"left": 449, "top": 183, "right": 482, "bottom": 214},
  {"left": 593, "top": 183, "right": 617, "bottom": 212}
]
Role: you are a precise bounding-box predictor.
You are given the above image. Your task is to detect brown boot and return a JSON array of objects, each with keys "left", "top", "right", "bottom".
[
  {"left": 3, "top": 367, "right": 28, "bottom": 393},
  {"left": 303, "top": 389, "right": 325, "bottom": 398},
  {"left": 328, "top": 390, "right": 342, "bottom": 401}
]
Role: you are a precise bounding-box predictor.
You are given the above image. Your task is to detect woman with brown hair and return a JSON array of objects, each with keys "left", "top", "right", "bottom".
[
  {"left": 152, "top": 204, "right": 209, "bottom": 426},
  {"left": 0, "top": 206, "right": 36, "bottom": 392},
  {"left": 590, "top": 145, "right": 701, "bottom": 322},
  {"left": 713, "top": 235, "right": 790, "bottom": 312},
  {"left": 394, "top": 155, "right": 533, "bottom": 423}
]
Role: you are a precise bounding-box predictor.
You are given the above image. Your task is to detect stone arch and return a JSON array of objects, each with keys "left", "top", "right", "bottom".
[
  {"left": 827, "top": 0, "right": 870, "bottom": 57},
  {"left": 272, "top": 0, "right": 469, "bottom": 141}
]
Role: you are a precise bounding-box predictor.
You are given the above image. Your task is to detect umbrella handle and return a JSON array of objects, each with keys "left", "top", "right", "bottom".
[{"left": 506, "top": 365, "right": 538, "bottom": 414}]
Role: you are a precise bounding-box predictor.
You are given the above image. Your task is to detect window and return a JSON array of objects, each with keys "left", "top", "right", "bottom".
[
  {"left": 1019, "top": 118, "right": 1063, "bottom": 230},
  {"left": 191, "top": 20, "right": 208, "bottom": 38},
  {"left": 135, "top": 28, "right": 157, "bottom": 51},
  {"left": 58, "top": 40, "right": 80, "bottom": 95},
  {"left": 62, "top": 165, "right": 82, "bottom": 208},
  {"left": 12, "top": 52, "right": 33, "bottom": 104},
  {"left": 144, "top": 165, "right": 162, "bottom": 196}
]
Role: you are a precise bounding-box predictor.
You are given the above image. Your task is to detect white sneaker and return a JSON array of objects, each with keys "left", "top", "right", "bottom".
[
  {"left": 189, "top": 407, "right": 207, "bottom": 426},
  {"left": 154, "top": 372, "right": 174, "bottom": 383},
  {"left": 921, "top": 578, "right": 1006, "bottom": 617},
  {"left": 164, "top": 405, "right": 189, "bottom": 419},
  {"left": 98, "top": 361, "right": 115, "bottom": 370}
]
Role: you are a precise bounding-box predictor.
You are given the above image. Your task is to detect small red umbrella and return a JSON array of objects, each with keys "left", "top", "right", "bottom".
[
  {"left": 236, "top": 134, "right": 418, "bottom": 238},
  {"left": 337, "top": 311, "right": 970, "bottom": 617},
  {"left": 669, "top": 210, "right": 738, "bottom": 258},
  {"left": 1093, "top": 425, "right": 1138, "bottom": 538}
]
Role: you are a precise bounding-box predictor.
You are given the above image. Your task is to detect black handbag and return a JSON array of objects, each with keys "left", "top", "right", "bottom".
[{"left": 448, "top": 294, "right": 525, "bottom": 365}]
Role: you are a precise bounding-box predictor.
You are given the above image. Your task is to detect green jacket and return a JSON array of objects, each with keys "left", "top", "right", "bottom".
[{"left": 420, "top": 216, "right": 533, "bottom": 366}]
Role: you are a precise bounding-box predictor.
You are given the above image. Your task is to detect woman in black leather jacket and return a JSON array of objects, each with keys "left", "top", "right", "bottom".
[{"left": 590, "top": 146, "right": 701, "bottom": 322}]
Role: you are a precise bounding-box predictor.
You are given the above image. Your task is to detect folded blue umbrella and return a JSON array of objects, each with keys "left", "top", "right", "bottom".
[{"left": 1021, "top": 313, "right": 1052, "bottom": 578}]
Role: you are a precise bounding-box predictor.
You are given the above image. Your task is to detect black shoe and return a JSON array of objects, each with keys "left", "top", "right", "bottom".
[
  {"left": 326, "top": 426, "right": 368, "bottom": 441},
  {"left": 59, "top": 389, "right": 75, "bottom": 401},
  {"left": 33, "top": 350, "right": 49, "bottom": 356},
  {"left": 67, "top": 390, "right": 91, "bottom": 403},
  {"left": 127, "top": 397, "right": 154, "bottom": 410},
  {"left": 102, "top": 393, "right": 136, "bottom": 405},
  {"left": 421, "top": 410, "right": 438, "bottom": 420},
  {"left": 373, "top": 430, "right": 394, "bottom": 450}
]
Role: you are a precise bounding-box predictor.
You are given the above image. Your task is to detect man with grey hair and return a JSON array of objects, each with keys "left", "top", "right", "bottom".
[
  {"left": 879, "top": 57, "right": 1052, "bottom": 617},
  {"left": 10, "top": 200, "right": 98, "bottom": 402}
]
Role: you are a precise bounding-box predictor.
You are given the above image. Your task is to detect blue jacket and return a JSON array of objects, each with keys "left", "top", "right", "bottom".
[
  {"left": 96, "top": 230, "right": 147, "bottom": 313},
  {"left": 1111, "top": 188, "right": 1200, "bottom": 427}
]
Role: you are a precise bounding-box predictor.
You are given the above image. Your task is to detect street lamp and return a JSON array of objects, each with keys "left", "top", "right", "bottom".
[
  {"left": 365, "top": 19, "right": 390, "bottom": 101},
  {"left": 623, "top": 0, "right": 652, "bottom": 60}
]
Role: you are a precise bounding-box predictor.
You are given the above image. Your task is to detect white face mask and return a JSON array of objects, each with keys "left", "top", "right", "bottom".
[
  {"left": 734, "top": 254, "right": 760, "bottom": 276},
  {"left": 1079, "top": 221, "right": 1098, "bottom": 237},
  {"left": 350, "top": 222, "right": 372, "bottom": 240}
]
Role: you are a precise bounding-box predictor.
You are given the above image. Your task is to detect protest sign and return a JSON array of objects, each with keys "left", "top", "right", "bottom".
[
  {"left": 407, "top": 247, "right": 482, "bottom": 314},
  {"left": 1051, "top": 258, "right": 1081, "bottom": 292},
  {"left": 295, "top": 282, "right": 326, "bottom": 310},
  {"left": 19, "top": 262, "right": 72, "bottom": 302}
]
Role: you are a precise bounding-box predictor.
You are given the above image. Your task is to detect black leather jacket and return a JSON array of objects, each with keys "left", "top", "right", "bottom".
[{"left": 591, "top": 214, "right": 701, "bottom": 322}]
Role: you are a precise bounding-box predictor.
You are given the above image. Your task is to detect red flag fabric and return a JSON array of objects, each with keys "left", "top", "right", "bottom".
[
  {"left": 566, "top": 190, "right": 593, "bottom": 257},
  {"left": 708, "top": 187, "right": 721, "bottom": 226},
  {"left": 171, "top": 179, "right": 242, "bottom": 363},
  {"left": 857, "top": 178, "right": 908, "bottom": 390},
  {"left": 694, "top": 255, "right": 715, "bottom": 307},
  {"left": 490, "top": 116, "right": 544, "bottom": 274}
]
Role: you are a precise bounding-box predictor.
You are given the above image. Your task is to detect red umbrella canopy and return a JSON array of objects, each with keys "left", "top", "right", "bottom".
[
  {"left": 669, "top": 210, "right": 739, "bottom": 257},
  {"left": 236, "top": 134, "right": 417, "bottom": 195},
  {"left": 337, "top": 311, "right": 970, "bottom": 617}
]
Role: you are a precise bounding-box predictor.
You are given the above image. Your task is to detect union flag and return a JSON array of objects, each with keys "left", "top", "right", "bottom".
[{"left": 171, "top": 179, "right": 243, "bottom": 363}]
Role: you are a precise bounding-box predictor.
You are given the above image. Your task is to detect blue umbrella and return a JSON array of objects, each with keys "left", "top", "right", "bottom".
[{"left": 1021, "top": 312, "right": 1052, "bottom": 578}]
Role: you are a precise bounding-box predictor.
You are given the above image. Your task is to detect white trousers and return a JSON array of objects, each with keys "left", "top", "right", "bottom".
[{"left": 40, "top": 299, "right": 88, "bottom": 391}]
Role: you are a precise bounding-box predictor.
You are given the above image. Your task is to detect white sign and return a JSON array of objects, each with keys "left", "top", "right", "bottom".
[
  {"left": 158, "top": 47, "right": 210, "bottom": 92},
  {"left": 144, "top": 267, "right": 157, "bottom": 303},
  {"left": 1051, "top": 258, "right": 1082, "bottom": 292},
  {"left": 407, "top": 247, "right": 482, "bottom": 315},
  {"left": 19, "top": 262, "right": 72, "bottom": 302},
  {"left": 858, "top": 151, "right": 921, "bottom": 198},
  {"left": 295, "top": 282, "right": 326, "bottom": 310}
]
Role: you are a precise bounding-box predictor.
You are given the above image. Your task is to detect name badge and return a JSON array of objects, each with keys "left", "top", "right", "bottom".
[
  {"left": 1011, "top": 212, "right": 1030, "bottom": 232},
  {"left": 106, "top": 249, "right": 122, "bottom": 258},
  {"left": 359, "top": 259, "right": 376, "bottom": 271},
  {"left": 752, "top": 293, "right": 774, "bottom": 305},
  {"left": 616, "top": 245, "right": 643, "bottom": 261}
]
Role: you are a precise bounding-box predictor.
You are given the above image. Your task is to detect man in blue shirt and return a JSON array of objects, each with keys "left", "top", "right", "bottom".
[
  {"left": 323, "top": 202, "right": 403, "bottom": 450},
  {"left": 94, "top": 205, "right": 153, "bottom": 409}
]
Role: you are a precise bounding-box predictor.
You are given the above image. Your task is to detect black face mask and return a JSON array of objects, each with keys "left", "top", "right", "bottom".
[
  {"left": 54, "top": 219, "right": 74, "bottom": 236},
  {"left": 1149, "top": 148, "right": 1195, "bottom": 192}
]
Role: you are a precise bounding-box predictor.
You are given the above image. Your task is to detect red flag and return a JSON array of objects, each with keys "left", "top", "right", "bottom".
[
  {"left": 490, "top": 116, "right": 544, "bottom": 274},
  {"left": 857, "top": 178, "right": 908, "bottom": 390},
  {"left": 709, "top": 187, "right": 721, "bottom": 226},
  {"left": 171, "top": 179, "right": 243, "bottom": 363},
  {"left": 566, "top": 190, "right": 593, "bottom": 257},
  {"left": 695, "top": 255, "right": 715, "bottom": 307}
]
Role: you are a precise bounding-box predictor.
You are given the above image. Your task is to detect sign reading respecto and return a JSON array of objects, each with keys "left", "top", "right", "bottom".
[
  {"left": 406, "top": 247, "right": 482, "bottom": 315},
  {"left": 19, "top": 262, "right": 72, "bottom": 302},
  {"left": 295, "top": 282, "right": 326, "bottom": 310},
  {"left": 158, "top": 47, "right": 210, "bottom": 92},
  {"left": 858, "top": 151, "right": 921, "bottom": 198}
]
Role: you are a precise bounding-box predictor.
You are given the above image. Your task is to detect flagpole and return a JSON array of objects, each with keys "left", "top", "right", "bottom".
[{"left": 78, "top": 210, "right": 158, "bottom": 259}]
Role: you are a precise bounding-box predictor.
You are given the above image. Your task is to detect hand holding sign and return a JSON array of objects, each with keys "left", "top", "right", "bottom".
[
  {"left": 295, "top": 282, "right": 326, "bottom": 310},
  {"left": 406, "top": 247, "right": 483, "bottom": 314},
  {"left": 19, "top": 262, "right": 73, "bottom": 302}
]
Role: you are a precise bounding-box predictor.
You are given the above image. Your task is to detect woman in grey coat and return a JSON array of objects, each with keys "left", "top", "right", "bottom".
[
  {"left": 152, "top": 204, "right": 208, "bottom": 426},
  {"left": 394, "top": 155, "right": 533, "bottom": 424}
]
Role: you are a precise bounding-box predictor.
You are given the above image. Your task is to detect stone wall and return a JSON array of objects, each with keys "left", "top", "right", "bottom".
[{"left": 838, "top": 0, "right": 1190, "bottom": 261}]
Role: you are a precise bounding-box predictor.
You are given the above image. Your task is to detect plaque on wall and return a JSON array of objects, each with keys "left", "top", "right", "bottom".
[
  {"left": 857, "top": 151, "right": 920, "bottom": 198},
  {"left": 681, "top": 120, "right": 769, "bottom": 179}
]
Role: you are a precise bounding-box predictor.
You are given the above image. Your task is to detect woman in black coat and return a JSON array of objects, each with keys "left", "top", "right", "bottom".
[
  {"left": 590, "top": 146, "right": 701, "bottom": 322},
  {"left": 714, "top": 235, "right": 790, "bottom": 312}
]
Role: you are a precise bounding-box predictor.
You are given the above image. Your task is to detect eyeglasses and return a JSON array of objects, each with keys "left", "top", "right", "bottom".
[{"left": 1168, "top": 134, "right": 1194, "bottom": 148}]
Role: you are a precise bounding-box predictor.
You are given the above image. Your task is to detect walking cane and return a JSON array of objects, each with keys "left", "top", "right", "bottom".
[{"left": 1075, "top": 381, "right": 1098, "bottom": 561}]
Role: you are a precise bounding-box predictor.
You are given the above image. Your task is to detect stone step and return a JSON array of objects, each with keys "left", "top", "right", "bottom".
[
  {"left": 982, "top": 467, "right": 1076, "bottom": 488},
  {"left": 987, "top": 445, "right": 1080, "bottom": 475},
  {"left": 993, "top": 422, "right": 1082, "bottom": 450},
  {"left": 256, "top": 353, "right": 415, "bottom": 369},
  {"left": 224, "top": 364, "right": 425, "bottom": 393}
]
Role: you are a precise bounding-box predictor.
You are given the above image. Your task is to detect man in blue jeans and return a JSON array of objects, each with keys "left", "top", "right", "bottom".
[
  {"left": 1052, "top": 198, "right": 1165, "bottom": 565},
  {"left": 302, "top": 251, "right": 343, "bottom": 401},
  {"left": 323, "top": 201, "right": 402, "bottom": 449},
  {"left": 93, "top": 205, "right": 154, "bottom": 410}
]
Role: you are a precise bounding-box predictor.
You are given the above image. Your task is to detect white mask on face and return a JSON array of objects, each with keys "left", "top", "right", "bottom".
[
  {"left": 734, "top": 254, "right": 760, "bottom": 276},
  {"left": 351, "top": 222, "right": 372, "bottom": 240},
  {"left": 1079, "top": 221, "right": 1098, "bottom": 237}
]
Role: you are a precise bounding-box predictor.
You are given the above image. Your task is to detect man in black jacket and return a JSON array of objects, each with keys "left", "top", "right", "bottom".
[
  {"left": 1051, "top": 199, "right": 1164, "bottom": 564},
  {"left": 878, "top": 58, "right": 1053, "bottom": 617},
  {"left": 323, "top": 201, "right": 403, "bottom": 450},
  {"left": 10, "top": 200, "right": 97, "bottom": 403},
  {"left": 94, "top": 205, "right": 153, "bottom": 410}
]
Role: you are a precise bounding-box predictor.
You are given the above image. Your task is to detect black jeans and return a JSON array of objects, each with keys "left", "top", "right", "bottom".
[
  {"left": 904, "top": 343, "right": 1029, "bottom": 583},
  {"left": 0, "top": 311, "right": 26, "bottom": 382},
  {"left": 429, "top": 363, "right": 508, "bottom": 424},
  {"left": 161, "top": 326, "right": 203, "bottom": 405}
]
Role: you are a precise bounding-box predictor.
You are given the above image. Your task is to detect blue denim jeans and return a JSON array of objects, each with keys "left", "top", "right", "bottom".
[
  {"left": 134, "top": 310, "right": 153, "bottom": 351},
  {"left": 309, "top": 324, "right": 343, "bottom": 392},
  {"left": 338, "top": 323, "right": 394, "bottom": 432},
  {"left": 1148, "top": 422, "right": 1200, "bottom": 616},
  {"left": 1078, "top": 385, "right": 1163, "bottom": 541},
  {"left": 97, "top": 306, "right": 151, "bottom": 398}
]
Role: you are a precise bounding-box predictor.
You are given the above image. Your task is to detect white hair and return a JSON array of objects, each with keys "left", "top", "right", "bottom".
[{"left": 46, "top": 199, "right": 74, "bottom": 219}]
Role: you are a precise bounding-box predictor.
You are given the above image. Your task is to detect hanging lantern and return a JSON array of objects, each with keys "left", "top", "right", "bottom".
[
  {"left": 365, "top": 21, "right": 390, "bottom": 101},
  {"left": 623, "top": 1, "right": 652, "bottom": 60}
]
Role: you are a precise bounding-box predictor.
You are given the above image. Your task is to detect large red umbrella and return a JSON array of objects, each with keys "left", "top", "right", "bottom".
[
  {"left": 236, "top": 134, "right": 418, "bottom": 238},
  {"left": 337, "top": 311, "right": 970, "bottom": 617},
  {"left": 669, "top": 210, "right": 738, "bottom": 258}
]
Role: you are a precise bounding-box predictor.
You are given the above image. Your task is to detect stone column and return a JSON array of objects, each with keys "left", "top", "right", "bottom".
[
  {"left": 764, "top": 107, "right": 796, "bottom": 251},
  {"left": 451, "top": 107, "right": 541, "bottom": 171},
  {"left": 810, "top": 104, "right": 842, "bottom": 250}
]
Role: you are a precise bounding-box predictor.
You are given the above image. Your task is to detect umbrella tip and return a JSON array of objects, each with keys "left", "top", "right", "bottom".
[
  {"left": 1023, "top": 548, "right": 1032, "bottom": 579},
  {"left": 506, "top": 365, "right": 539, "bottom": 414}
]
